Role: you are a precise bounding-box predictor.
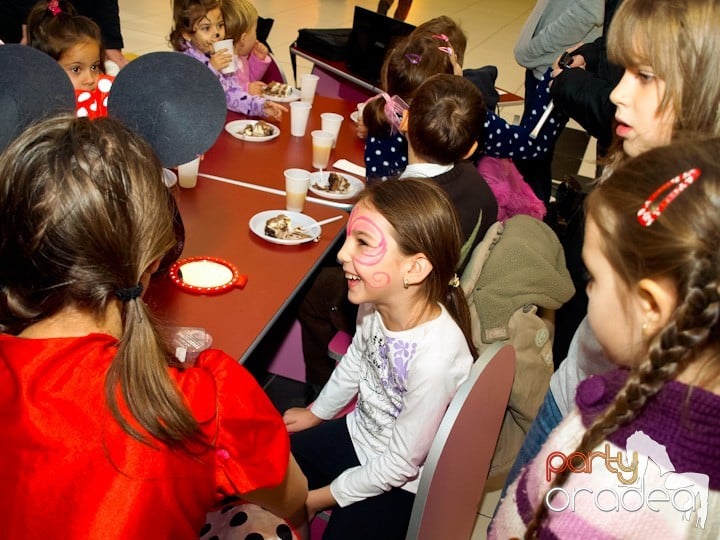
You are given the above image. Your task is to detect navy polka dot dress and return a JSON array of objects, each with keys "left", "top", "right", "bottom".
[
  {"left": 364, "top": 132, "right": 409, "bottom": 182},
  {"left": 362, "top": 69, "right": 565, "bottom": 179}
]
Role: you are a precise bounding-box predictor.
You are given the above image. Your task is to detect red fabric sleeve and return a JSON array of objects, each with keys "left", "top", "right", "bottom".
[{"left": 177, "top": 349, "right": 290, "bottom": 500}]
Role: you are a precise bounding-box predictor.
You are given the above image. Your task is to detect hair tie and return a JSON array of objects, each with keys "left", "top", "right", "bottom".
[
  {"left": 405, "top": 53, "right": 421, "bottom": 65},
  {"left": 448, "top": 274, "right": 460, "bottom": 288},
  {"left": 115, "top": 284, "right": 143, "bottom": 302},
  {"left": 47, "top": 0, "right": 62, "bottom": 16},
  {"left": 365, "top": 92, "right": 409, "bottom": 134},
  {"left": 637, "top": 167, "right": 700, "bottom": 227}
]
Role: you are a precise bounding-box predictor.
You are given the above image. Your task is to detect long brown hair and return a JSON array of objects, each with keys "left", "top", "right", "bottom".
[
  {"left": 363, "top": 33, "right": 455, "bottom": 138},
  {"left": 524, "top": 137, "right": 720, "bottom": 537},
  {"left": 0, "top": 115, "right": 200, "bottom": 445},
  {"left": 604, "top": 0, "right": 720, "bottom": 172},
  {"left": 356, "top": 178, "right": 477, "bottom": 358}
]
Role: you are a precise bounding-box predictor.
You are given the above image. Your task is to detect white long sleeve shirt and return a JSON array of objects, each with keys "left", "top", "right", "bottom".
[{"left": 310, "top": 303, "right": 473, "bottom": 507}]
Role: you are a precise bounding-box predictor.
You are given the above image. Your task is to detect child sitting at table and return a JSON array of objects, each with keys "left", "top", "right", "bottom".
[
  {"left": 299, "top": 72, "right": 498, "bottom": 403},
  {"left": 0, "top": 115, "right": 307, "bottom": 538},
  {"left": 399, "top": 72, "right": 497, "bottom": 257},
  {"left": 361, "top": 16, "right": 565, "bottom": 184},
  {"left": 169, "top": 0, "right": 285, "bottom": 119},
  {"left": 26, "top": 0, "right": 114, "bottom": 119},
  {"left": 222, "top": 0, "right": 269, "bottom": 96},
  {"left": 285, "top": 178, "right": 476, "bottom": 540}
]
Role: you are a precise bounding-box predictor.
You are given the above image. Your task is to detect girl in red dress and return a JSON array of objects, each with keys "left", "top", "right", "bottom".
[{"left": 0, "top": 115, "right": 307, "bottom": 539}]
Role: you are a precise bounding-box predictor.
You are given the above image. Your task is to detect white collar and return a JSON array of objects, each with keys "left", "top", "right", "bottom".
[{"left": 400, "top": 162, "right": 454, "bottom": 179}]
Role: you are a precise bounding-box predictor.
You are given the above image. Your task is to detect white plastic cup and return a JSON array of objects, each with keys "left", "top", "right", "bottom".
[
  {"left": 284, "top": 168, "right": 311, "bottom": 212},
  {"left": 177, "top": 157, "right": 200, "bottom": 188},
  {"left": 320, "top": 112, "right": 344, "bottom": 148},
  {"left": 213, "top": 39, "right": 236, "bottom": 74},
  {"left": 300, "top": 73, "right": 320, "bottom": 103},
  {"left": 290, "top": 101, "right": 312, "bottom": 137},
  {"left": 311, "top": 130, "right": 334, "bottom": 170}
]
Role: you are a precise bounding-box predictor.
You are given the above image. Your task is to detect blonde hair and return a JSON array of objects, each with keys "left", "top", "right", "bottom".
[
  {"left": 0, "top": 115, "right": 200, "bottom": 445},
  {"left": 222, "top": 0, "right": 258, "bottom": 42},
  {"left": 605, "top": 0, "right": 720, "bottom": 169}
]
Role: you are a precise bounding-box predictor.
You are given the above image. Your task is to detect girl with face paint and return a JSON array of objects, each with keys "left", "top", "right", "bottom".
[{"left": 284, "top": 179, "right": 477, "bottom": 540}]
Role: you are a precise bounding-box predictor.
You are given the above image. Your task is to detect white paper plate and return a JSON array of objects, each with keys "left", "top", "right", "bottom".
[
  {"left": 308, "top": 171, "right": 364, "bottom": 200},
  {"left": 350, "top": 110, "right": 359, "bottom": 124},
  {"left": 225, "top": 120, "right": 280, "bottom": 142},
  {"left": 249, "top": 210, "right": 321, "bottom": 245},
  {"left": 263, "top": 87, "right": 301, "bottom": 103}
]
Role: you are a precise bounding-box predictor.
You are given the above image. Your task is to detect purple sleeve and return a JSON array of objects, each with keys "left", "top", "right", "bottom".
[{"left": 181, "top": 46, "right": 266, "bottom": 117}]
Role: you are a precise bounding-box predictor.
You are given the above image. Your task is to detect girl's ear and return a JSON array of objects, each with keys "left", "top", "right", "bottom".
[
  {"left": 406, "top": 254, "right": 433, "bottom": 286},
  {"left": 636, "top": 276, "right": 677, "bottom": 335},
  {"left": 399, "top": 109, "right": 409, "bottom": 134}
]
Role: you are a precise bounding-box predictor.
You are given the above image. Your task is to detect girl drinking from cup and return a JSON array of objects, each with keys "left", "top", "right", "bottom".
[
  {"left": 284, "top": 178, "right": 477, "bottom": 539},
  {"left": 169, "top": 0, "right": 285, "bottom": 119}
]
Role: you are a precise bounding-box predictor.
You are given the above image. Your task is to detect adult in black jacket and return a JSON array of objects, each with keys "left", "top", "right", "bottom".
[{"left": 550, "top": 0, "right": 623, "bottom": 158}]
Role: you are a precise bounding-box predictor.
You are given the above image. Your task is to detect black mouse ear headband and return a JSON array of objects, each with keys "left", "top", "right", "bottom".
[
  {"left": 0, "top": 45, "right": 76, "bottom": 153},
  {"left": 107, "top": 51, "right": 226, "bottom": 167},
  {"left": 1, "top": 48, "right": 226, "bottom": 168}
]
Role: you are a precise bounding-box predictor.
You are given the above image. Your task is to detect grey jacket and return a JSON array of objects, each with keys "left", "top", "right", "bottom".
[{"left": 514, "top": 0, "right": 604, "bottom": 79}]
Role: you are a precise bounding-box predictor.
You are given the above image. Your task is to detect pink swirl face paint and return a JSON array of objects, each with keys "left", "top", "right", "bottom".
[{"left": 346, "top": 205, "right": 391, "bottom": 288}]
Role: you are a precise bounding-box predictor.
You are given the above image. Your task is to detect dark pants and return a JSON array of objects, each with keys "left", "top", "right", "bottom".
[
  {"left": 513, "top": 69, "right": 559, "bottom": 205},
  {"left": 291, "top": 418, "right": 415, "bottom": 540},
  {"left": 298, "top": 267, "right": 357, "bottom": 388}
]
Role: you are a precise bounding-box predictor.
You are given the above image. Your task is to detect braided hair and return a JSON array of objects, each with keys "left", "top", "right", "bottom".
[{"left": 524, "top": 136, "right": 720, "bottom": 538}]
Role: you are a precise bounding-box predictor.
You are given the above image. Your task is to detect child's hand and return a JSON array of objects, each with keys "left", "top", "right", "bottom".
[
  {"left": 248, "top": 81, "right": 267, "bottom": 96},
  {"left": 209, "top": 49, "right": 232, "bottom": 72},
  {"left": 262, "top": 101, "right": 288, "bottom": 121},
  {"left": 283, "top": 407, "right": 323, "bottom": 433},
  {"left": 252, "top": 41, "right": 269, "bottom": 60}
]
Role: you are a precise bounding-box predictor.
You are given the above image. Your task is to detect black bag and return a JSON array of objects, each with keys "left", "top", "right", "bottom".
[
  {"left": 295, "top": 28, "right": 351, "bottom": 61},
  {"left": 292, "top": 28, "right": 351, "bottom": 84}
]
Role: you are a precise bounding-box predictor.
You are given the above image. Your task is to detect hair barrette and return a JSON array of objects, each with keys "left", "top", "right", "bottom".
[
  {"left": 48, "top": 0, "right": 62, "bottom": 15},
  {"left": 366, "top": 92, "right": 409, "bottom": 134},
  {"left": 405, "top": 53, "right": 421, "bottom": 65},
  {"left": 636, "top": 167, "right": 701, "bottom": 227},
  {"left": 448, "top": 274, "right": 460, "bottom": 288},
  {"left": 432, "top": 34, "right": 449, "bottom": 43}
]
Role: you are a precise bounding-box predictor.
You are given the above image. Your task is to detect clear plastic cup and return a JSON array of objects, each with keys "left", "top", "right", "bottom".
[
  {"left": 290, "top": 101, "right": 312, "bottom": 137},
  {"left": 300, "top": 73, "right": 320, "bottom": 103},
  {"left": 320, "top": 112, "right": 344, "bottom": 148},
  {"left": 284, "top": 168, "right": 311, "bottom": 212},
  {"left": 212, "top": 39, "right": 235, "bottom": 74},
  {"left": 311, "top": 130, "right": 334, "bottom": 169}
]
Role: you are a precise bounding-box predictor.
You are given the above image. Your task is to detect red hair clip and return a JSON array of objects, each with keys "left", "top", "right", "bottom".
[
  {"left": 636, "top": 167, "right": 701, "bottom": 227},
  {"left": 48, "top": 0, "right": 62, "bottom": 15}
]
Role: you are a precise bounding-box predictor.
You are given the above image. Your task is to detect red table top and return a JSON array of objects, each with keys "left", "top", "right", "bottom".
[
  {"left": 202, "top": 95, "right": 366, "bottom": 191},
  {"left": 145, "top": 95, "right": 364, "bottom": 362}
]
